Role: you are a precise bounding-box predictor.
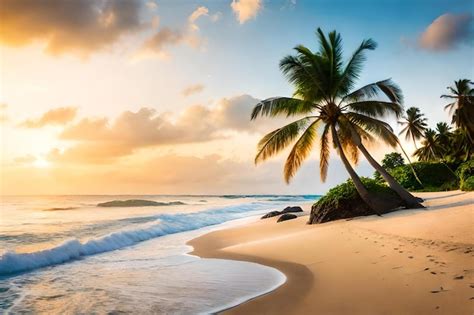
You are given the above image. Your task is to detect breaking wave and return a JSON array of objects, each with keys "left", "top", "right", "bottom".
[{"left": 0, "top": 203, "right": 266, "bottom": 276}]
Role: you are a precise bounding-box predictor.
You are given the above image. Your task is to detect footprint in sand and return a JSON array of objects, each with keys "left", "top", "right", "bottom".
[
  {"left": 453, "top": 275, "right": 464, "bottom": 280},
  {"left": 431, "top": 271, "right": 437, "bottom": 275},
  {"left": 408, "top": 256, "right": 414, "bottom": 259}
]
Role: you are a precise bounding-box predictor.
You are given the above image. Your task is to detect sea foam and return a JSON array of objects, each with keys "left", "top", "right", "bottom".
[{"left": 0, "top": 203, "right": 265, "bottom": 276}]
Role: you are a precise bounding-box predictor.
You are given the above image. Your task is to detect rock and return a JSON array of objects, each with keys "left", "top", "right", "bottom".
[
  {"left": 261, "top": 211, "right": 282, "bottom": 219},
  {"left": 281, "top": 206, "right": 303, "bottom": 214},
  {"left": 261, "top": 206, "right": 303, "bottom": 219},
  {"left": 277, "top": 213, "right": 297, "bottom": 222}
]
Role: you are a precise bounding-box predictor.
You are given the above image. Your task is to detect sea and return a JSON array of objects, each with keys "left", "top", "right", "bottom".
[{"left": 0, "top": 195, "right": 317, "bottom": 314}]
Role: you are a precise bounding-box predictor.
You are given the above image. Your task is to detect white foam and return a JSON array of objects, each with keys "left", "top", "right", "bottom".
[{"left": 0, "top": 206, "right": 265, "bottom": 275}]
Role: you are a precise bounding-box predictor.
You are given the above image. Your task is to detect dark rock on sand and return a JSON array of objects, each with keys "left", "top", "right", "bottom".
[
  {"left": 281, "top": 206, "right": 303, "bottom": 214},
  {"left": 261, "top": 206, "right": 303, "bottom": 219},
  {"left": 261, "top": 211, "right": 282, "bottom": 219},
  {"left": 277, "top": 213, "right": 297, "bottom": 223}
]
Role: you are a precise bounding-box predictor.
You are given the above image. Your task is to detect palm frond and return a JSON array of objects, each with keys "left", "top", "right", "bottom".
[
  {"left": 251, "top": 97, "right": 316, "bottom": 120},
  {"left": 346, "top": 100, "right": 402, "bottom": 118},
  {"left": 344, "top": 79, "right": 403, "bottom": 105},
  {"left": 346, "top": 112, "right": 398, "bottom": 147},
  {"left": 336, "top": 38, "right": 377, "bottom": 97},
  {"left": 284, "top": 119, "right": 321, "bottom": 183},
  {"left": 319, "top": 124, "right": 331, "bottom": 182},
  {"left": 255, "top": 117, "right": 314, "bottom": 164}
]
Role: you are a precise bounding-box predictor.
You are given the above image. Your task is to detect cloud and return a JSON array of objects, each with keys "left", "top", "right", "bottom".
[
  {"left": 0, "top": 0, "right": 144, "bottom": 57},
  {"left": 137, "top": 6, "right": 219, "bottom": 59},
  {"left": 0, "top": 103, "right": 8, "bottom": 123},
  {"left": 418, "top": 13, "right": 473, "bottom": 51},
  {"left": 188, "top": 6, "right": 209, "bottom": 30},
  {"left": 48, "top": 95, "right": 287, "bottom": 164},
  {"left": 231, "top": 0, "right": 262, "bottom": 24},
  {"left": 182, "top": 84, "right": 205, "bottom": 96},
  {"left": 20, "top": 107, "right": 77, "bottom": 128}
]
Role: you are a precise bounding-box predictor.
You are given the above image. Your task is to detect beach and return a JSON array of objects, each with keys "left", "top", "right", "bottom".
[{"left": 189, "top": 191, "right": 474, "bottom": 314}]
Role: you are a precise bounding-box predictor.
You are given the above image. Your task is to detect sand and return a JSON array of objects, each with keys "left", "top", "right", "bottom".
[{"left": 188, "top": 191, "right": 474, "bottom": 314}]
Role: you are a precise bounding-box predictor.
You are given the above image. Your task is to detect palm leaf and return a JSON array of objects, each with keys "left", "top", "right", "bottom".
[
  {"left": 346, "top": 100, "right": 402, "bottom": 118},
  {"left": 284, "top": 119, "right": 321, "bottom": 183},
  {"left": 344, "top": 79, "right": 403, "bottom": 105},
  {"left": 251, "top": 97, "right": 315, "bottom": 120},
  {"left": 255, "top": 116, "right": 314, "bottom": 164},
  {"left": 319, "top": 124, "right": 331, "bottom": 182}
]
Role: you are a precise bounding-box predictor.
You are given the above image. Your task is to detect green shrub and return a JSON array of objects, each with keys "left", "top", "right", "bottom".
[
  {"left": 391, "top": 162, "right": 459, "bottom": 191},
  {"left": 461, "top": 176, "right": 474, "bottom": 191},
  {"left": 456, "top": 160, "right": 474, "bottom": 186},
  {"left": 316, "top": 177, "right": 396, "bottom": 209}
]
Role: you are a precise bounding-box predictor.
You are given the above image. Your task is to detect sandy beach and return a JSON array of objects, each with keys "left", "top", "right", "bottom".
[{"left": 189, "top": 191, "right": 474, "bottom": 314}]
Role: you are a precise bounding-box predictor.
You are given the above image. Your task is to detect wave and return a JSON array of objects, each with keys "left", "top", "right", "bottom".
[
  {"left": 97, "top": 200, "right": 186, "bottom": 207},
  {"left": 0, "top": 203, "right": 266, "bottom": 276}
]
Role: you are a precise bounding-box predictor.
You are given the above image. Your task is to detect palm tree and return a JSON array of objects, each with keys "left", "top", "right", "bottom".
[
  {"left": 398, "top": 107, "right": 427, "bottom": 149},
  {"left": 441, "top": 79, "right": 474, "bottom": 142},
  {"left": 251, "top": 28, "right": 422, "bottom": 212},
  {"left": 434, "top": 122, "right": 452, "bottom": 150},
  {"left": 413, "top": 129, "right": 444, "bottom": 161}
]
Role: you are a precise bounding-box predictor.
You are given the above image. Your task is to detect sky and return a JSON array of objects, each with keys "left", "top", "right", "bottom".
[{"left": 0, "top": 0, "right": 473, "bottom": 195}]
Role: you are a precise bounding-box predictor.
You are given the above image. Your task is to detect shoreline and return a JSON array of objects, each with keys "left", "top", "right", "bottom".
[{"left": 188, "top": 191, "right": 474, "bottom": 314}]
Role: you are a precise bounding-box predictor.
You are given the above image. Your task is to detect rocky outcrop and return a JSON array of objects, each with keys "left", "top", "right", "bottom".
[
  {"left": 261, "top": 206, "right": 304, "bottom": 219},
  {"left": 277, "top": 213, "right": 297, "bottom": 222},
  {"left": 308, "top": 192, "right": 403, "bottom": 224}
]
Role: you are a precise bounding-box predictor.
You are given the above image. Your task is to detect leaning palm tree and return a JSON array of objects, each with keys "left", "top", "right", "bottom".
[
  {"left": 441, "top": 79, "right": 474, "bottom": 142},
  {"left": 251, "top": 28, "right": 422, "bottom": 212},
  {"left": 413, "top": 129, "right": 444, "bottom": 161},
  {"left": 398, "top": 107, "right": 427, "bottom": 149}
]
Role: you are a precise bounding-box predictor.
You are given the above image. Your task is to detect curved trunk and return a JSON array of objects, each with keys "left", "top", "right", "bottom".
[
  {"left": 330, "top": 125, "right": 382, "bottom": 215},
  {"left": 397, "top": 140, "right": 424, "bottom": 187},
  {"left": 356, "top": 141, "right": 424, "bottom": 209}
]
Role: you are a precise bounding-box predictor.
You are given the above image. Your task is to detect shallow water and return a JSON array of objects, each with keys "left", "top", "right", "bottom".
[{"left": 0, "top": 195, "right": 316, "bottom": 314}]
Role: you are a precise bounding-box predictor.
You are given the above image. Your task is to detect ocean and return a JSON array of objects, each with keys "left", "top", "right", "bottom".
[{"left": 0, "top": 195, "right": 317, "bottom": 314}]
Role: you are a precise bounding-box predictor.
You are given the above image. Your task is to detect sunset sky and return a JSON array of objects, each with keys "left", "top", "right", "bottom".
[{"left": 0, "top": 0, "right": 473, "bottom": 195}]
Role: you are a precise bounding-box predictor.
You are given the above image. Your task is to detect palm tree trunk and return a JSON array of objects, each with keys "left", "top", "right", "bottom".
[
  {"left": 356, "top": 141, "right": 424, "bottom": 209},
  {"left": 397, "top": 140, "right": 424, "bottom": 187},
  {"left": 330, "top": 125, "right": 382, "bottom": 215}
]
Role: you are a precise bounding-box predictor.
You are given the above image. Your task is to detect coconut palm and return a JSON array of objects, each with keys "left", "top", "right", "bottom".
[
  {"left": 441, "top": 79, "right": 474, "bottom": 142},
  {"left": 413, "top": 129, "right": 444, "bottom": 161},
  {"left": 434, "top": 122, "right": 452, "bottom": 150},
  {"left": 398, "top": 107, "right": 427, "bottom": 149},
  {"left": 251, "top": 28, "right": 422, "bottom": 212}
]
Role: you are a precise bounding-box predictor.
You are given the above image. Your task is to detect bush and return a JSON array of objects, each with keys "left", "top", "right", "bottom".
[
  {"left": 308, "top": 177, "right": 402, "bottom": 224},
  {"left": 456, "top": 160, "right": 474, "bottom": 189},
  {"left": 461, "top": 176, "right": 474, "bottom": 191},
  {"left": 391, "top": 162, "right": 459, "bottom": 191}
]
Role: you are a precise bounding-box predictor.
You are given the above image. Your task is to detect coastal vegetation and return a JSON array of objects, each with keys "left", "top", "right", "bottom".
[
  {"left": 251, "top": 27, "right": 473, "bottom": 221},
  {"left": 251, "top": 28, "right": 422, "bottom": 214}
]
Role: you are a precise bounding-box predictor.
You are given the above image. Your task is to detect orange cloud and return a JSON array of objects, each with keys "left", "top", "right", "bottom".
[
  {"left": 181, "top": 84, "right": 205, "bottom": 96},
  {"left": 231, "top": 0, "right": 262, "bottom": 24},
  {"left": 137, "top": 6, "right": 219, "bottom": 59},
  {"left": 48, "top": 95, "right": 287, "bottom": 164},
  {"left": 418, "top": 13, "right": 473, "bottom": 51},
  {"left": 20, "top": 107, "right": 77, "bottom": 128},
  {"left": 0, "top": 0, "right": 143, "bottom": 57}
]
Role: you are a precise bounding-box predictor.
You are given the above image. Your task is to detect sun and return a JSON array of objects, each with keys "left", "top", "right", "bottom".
[{"left": 33, "top": 157, "right": 51, "bottom": 168}]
